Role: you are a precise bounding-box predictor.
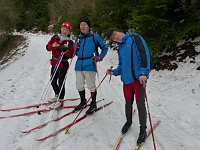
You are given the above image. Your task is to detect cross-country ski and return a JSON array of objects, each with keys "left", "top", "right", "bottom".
[{"left": 35, "top": 101, "right": 113, "bottom": 141}]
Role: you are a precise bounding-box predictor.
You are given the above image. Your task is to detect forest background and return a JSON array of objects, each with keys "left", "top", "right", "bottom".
[{"left": 0, "top": 0, "right": 200, "bottom": 70}]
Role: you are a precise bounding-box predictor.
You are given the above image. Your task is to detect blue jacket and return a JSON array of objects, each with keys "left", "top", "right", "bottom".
[
  {"left": 113, "top": 32, "right": 151, "bottom": 84},
  {"left": 75, "top": 32, "right": 108, "bottom": 71}
]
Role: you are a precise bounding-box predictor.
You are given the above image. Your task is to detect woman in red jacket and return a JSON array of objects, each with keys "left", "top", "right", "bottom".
[{"left": 46, "top": 22, "right": 74, "bottom": 109}]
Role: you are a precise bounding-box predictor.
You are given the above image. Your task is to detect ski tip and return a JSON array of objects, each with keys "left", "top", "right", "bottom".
[
  {"left": 34, "top": 137, "right": 45, "bottom": 142},
  {"left": 20, "top": 130, "right": 30, "bottom": 134},
  {"left": 20, "top": 130, "right": 25, "bottom": 133},
  {"left": 0, "top": 109, "right": 9, "bottom": 112},
  {"left": 33, "top": 138, "right": 40, "bottom": 141},
  {"left": 0, "top": 116, "right": 6, "bottom": 119}
]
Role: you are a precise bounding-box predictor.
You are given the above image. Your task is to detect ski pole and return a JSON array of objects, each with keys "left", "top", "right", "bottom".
[
  {"left": 109, "top": 66, "right": 113, "bottom": 82},
  {"left": 42, "top": 42, "right": 69, "bottom": 102},
  {"left": 50, "top": 67, "right": 68, "bottom": 118},
  {"left": 65, "top": 72, "right": 109, "bottom": 134},
  {"left": 95, "top": 62, "right": 99, "bottom": 77},
  {"left": 51, "top": 41, "right": 75, "bottom": 107},
  {"left": 144, "top": 87, "right": 157, "bottom": 150},
  {"left": 51, "top": 52, "right": 65, "bottom": 79},
  {"left": 50, "top": 52, "right": 76, "bottom": 117},
  {"left": 37, "top": 52, "right": 65, "bottom": 107}
]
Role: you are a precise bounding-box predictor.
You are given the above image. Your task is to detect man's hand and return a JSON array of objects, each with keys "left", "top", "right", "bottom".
[
  {"left": 106, "top": 68, "right": 113, "bottom": 75},
  {"left": 139, "top": 74, "right": 147, "bottom": 86},
  {"left": 73, "top": 42, "right": 80, "bottom": 50},
  {"left": 91, "top": 55, "right": 103, "bottom": 63}
]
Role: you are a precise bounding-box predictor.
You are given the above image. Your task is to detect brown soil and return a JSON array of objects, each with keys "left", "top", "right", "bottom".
[
  {"left": 154, "top": 41, "right": 200, "bottom": 71},
  {"left": 0, "top": 35, "right": 28, "bottom": 67}
]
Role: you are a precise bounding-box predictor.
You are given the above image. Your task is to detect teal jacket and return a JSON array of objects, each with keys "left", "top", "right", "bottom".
[
  {"left": 113, "top": 32, "right": 151, "bottom": 84},
  {"left": 75, "top": 32, "right": 108, "bottom": 71}
]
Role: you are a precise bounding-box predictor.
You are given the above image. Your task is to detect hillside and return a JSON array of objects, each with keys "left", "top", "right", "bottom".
[{"left": 0, "top": 32, "right": 199, "bottom": 150}]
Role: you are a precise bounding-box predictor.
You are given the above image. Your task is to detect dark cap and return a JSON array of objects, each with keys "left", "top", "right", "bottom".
[{"left": 80, "top": 16, "right": 90, "bottom": 28}]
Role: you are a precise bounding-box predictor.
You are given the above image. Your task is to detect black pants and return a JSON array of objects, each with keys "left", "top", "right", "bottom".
[
  {"left": 125, "top": 83, "right": 147, "bottom": 132},
  {"left": 51, "top": 66, "right": 68, "bottom": 99}
]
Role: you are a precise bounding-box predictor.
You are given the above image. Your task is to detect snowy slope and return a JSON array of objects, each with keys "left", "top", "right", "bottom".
[{"left": 0, "top": 33, "right": 199, "bottom": 150}]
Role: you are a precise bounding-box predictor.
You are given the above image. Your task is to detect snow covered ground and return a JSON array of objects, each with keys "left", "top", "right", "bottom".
[{"left": 0, "top": 33, "right": 199, "bottom": 150}]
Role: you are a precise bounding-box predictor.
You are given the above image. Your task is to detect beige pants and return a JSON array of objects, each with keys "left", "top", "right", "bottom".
[{"left": 75, "top": 71, "right": 96, "bottom": 92}]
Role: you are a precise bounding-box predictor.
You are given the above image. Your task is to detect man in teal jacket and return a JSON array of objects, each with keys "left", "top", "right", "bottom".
[
  {"left": 73, "top": 17, "right": 108, "bottom": 115},
  {"left": 106, "top": 28, "right": 151, "bottom": 145}
]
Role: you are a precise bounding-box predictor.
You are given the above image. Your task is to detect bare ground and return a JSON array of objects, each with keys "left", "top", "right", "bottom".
[{"left": 0, "top": 35, "right": 28, "bottom": 69}]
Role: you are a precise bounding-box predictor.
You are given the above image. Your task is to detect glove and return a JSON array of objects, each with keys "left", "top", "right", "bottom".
[
  {"left": 58, "top": 44, "right": 68, "bottom": 52},
  {"left": 91, "top": 55, "right": 103, "bottom": 63},
  {"left": 73, "top": 42, "right": 80, "bottom": 50}
]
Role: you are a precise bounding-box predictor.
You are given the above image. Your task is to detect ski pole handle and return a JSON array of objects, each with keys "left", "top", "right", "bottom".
[{"left": 109, "top": 66, "right": 113, "bottom": 82}]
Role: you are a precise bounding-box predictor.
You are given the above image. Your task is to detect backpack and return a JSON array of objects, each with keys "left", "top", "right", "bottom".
[{"left": 130, "top": 34, "right": 154, "bottom": 70}]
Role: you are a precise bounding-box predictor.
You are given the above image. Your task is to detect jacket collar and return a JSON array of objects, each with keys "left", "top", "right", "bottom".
[
  {"left": 122, "top": 32, "right": 130, "bottom": 43},
  {"left": 118, "top": 32, "right": 130, "bottom": 46},
  {"left": 80, "top": 31, "right": 92, "bottom": 38},
  {"left": 57, "top": 34, "right": 71, "bottom": 42}
]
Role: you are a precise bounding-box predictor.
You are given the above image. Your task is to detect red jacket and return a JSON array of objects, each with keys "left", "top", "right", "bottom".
[{"left": 46, "top": 34, "right": 74, "bottom": 68}]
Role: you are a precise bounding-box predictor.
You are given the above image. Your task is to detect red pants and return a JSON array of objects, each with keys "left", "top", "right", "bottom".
[{"left": 123, "top": 80, "right": 144, "bottom": 101}]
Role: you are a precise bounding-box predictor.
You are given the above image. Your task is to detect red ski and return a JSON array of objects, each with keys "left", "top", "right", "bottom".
[
  {"left": 21, "top": 99, "right": 104, "bottom": 133},
  {"left": 0, "top": 98, "right": 79, "bottom": 112},
  {"left": 0, "top": 105, "right": 78, "bottom": 119},
  {"left": 35, "top": 101, "right": 113, "bottom": 141}
]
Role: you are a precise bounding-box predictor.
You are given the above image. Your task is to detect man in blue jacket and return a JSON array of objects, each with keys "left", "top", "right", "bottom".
[
  {"left": 73, "top": 17, "right": 108, "bottom": 115},
  {"left": 106, "top": 28, "right": 151, "bottom": 144}
]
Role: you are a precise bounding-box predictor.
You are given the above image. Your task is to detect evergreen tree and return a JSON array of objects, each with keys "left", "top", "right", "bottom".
[
  {"left": 31, "top": 0, "right": 49, "bottom": 31},
  {"left": 91, "top": 0, "right": 133, "bottom": 36},
  {"left": 16, "top": 0, "right": 49, "bottom": 31},
  {"left": 0, "top": 0, "right": 18, "bottom": 48},
  {"left": 128, "top": 0, "right": 200, "bottom": 55}
]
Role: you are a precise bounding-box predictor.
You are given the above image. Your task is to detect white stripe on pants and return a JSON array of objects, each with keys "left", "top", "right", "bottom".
[{"left": 75, "top": 71, "right": 96, "bottom": 92}]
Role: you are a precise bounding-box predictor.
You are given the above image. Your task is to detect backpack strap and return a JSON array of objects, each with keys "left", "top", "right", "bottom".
[
  {"left": 76, "top": 34, "right": 100, "bottom": 56},
  {"left": 131, "top": 34, "right": 149, "bottom": 67},
  {"left": 91, "top": 34, "right": 99, "bottom": 56},
  {"left": 130, "top": 35, "right": 137, "bottom": 80}
]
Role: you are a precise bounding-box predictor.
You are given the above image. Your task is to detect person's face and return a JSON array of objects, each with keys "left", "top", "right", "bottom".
[
  {"left": 61, "top": 28, "right": 70, "bottom": 37},
  {"left": 80, "top": 22, "right": 89, "bottom": 34},
  {"left": 111, "top": 31, "right": 123, "bottom": 43}
]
